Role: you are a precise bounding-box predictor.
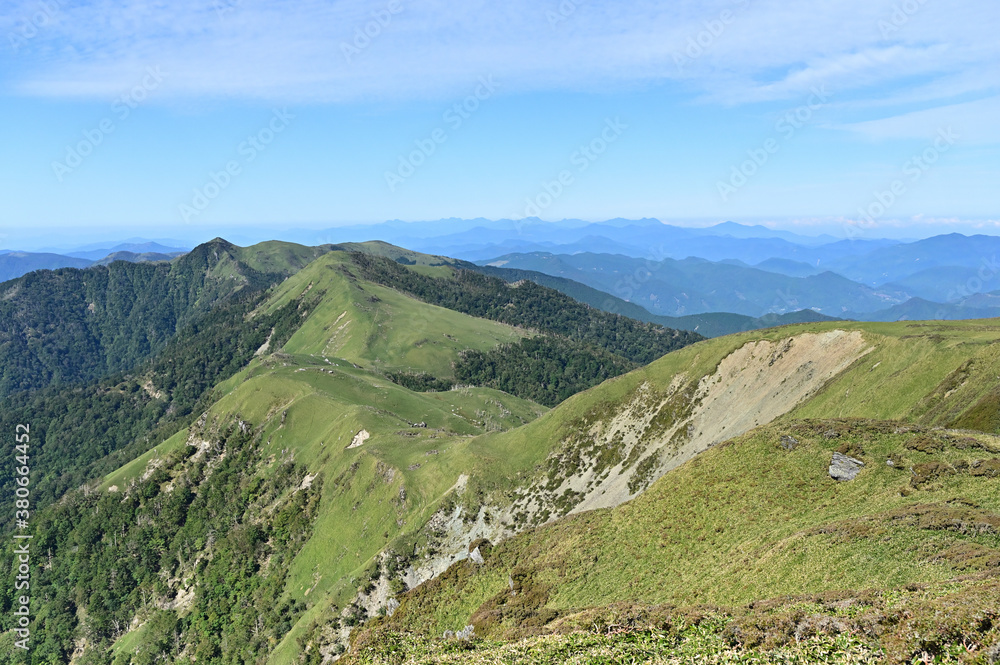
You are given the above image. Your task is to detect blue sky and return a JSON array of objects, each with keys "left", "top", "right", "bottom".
[{"left": 1, "top": 0, "right": 998, "bottom": 247}]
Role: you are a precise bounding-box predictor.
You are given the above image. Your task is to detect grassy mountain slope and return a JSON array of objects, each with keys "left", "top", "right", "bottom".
[
  {"left": 347, "top": 252, "right": 701, "bottom": 365},
  {"left": 263, "top": 252, "right": 529, "bottom": 378},
  {"left": 355, "top": 419, "right": 1000, "bottom": 663},
  {"left": 348, "top": 319, "right": 1000, "bottom": 663},
  {"left": 42, "top": 246, "right": 707, "bottom": 664}
]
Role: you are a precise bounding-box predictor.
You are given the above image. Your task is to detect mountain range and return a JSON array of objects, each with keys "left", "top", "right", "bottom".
[
  {"left": 7, "top": 222, "right": 999, "bottom": 332},
  {"left": 1, "top": 238, "right": 998, "bottom": 664}
]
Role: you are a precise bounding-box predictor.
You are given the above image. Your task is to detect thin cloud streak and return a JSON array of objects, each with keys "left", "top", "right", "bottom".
[{"left": 1, "top": 0, "right": 997, "bottom": 131}]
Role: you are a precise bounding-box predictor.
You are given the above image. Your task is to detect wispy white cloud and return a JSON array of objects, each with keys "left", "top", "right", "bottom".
[
  {"left": 1, "top": 0, "right": 997, "bottom": 122},
  {"left": 837, "top": 97, "right": 1000, "bottom": 144}
]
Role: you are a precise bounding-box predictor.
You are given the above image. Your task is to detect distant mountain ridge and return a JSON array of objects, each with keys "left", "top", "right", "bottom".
[
  {"left": 8, "top": 222, "right": 1000, "bottom": 325},
  {"left": 480, "top": 251, "right": 906, "bottom": 317},
  {"left": 66, "top": 240, "right": 189, "bottom": 261},
  {"left": 0, "top": 242, "right": 190, "bottom": 283}
]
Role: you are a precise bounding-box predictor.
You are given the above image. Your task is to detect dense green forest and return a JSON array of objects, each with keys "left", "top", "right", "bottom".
[
  {"left": 0, "top": 239, "right": 303, "bottom": 398},
  {"left": 349, "top": 253, "right": 703, "bottom": 365},
  {"left": 0, "top": 421, "right": 320, "bottom": 665},
  {"left": 454, "top": 336, "right": 637, "bottom": 406},
  {"left": 0, "top": 287, "right": 320, "bottom": 521},
  {"left": 388, "top": 336, "right": 638, "bottom": 407}
]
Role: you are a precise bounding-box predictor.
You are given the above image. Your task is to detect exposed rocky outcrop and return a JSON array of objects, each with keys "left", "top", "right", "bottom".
[{"left": 830, "top": 452, "right": 865, "bottom": 481}]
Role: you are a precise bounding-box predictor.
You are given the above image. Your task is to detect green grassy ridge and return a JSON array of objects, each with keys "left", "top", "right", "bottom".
[
  {"left": 357, "top": 419, "right": 1000, "bottom": 660},
  {"left": 464, "top": 319, "right": 1000, "bottom": 499},
  {"left": 346, "top": 252, "right": 704, "bottom": 366},
  {"left": 789, "top": 320, "right": 1000, "bottom": 427},
  {"left": 77, "top": 351, "right": 543, "bottom": 664},
  {"left": 296, "top": 240, "right": 843, "bottom": 338},
  {"left": 339, "top": 319, "right": 1000, "bottom": 660},
  {"left": 263, "top": 251, "right": 532, "bottom": 378}
]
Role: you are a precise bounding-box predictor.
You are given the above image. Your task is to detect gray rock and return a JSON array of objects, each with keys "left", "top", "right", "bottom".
[
  {"left": 443, "top": 630, "right": 455, "bottom": 639},
  {"left": 986, "top": 642, "right": 1000, "bottom": 665},
  {"left": 824, "top": 430, "right": 840, "bottom": 439},
  {"left": 830, "top": 452, "right": 865, "bottom": 482},
  {"left": 780, "top": 435, "right": 800, "bottom": 450},
  {"left": 456, "top": 625, "right": 476, "bottom": 640},
  {"left": 469, "top": 546, "right": 485, "bottom": 565}
]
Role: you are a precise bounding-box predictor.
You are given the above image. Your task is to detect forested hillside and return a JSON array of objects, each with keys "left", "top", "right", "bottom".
[
  {"left": 0, "top": 281, "right": 322, "bottom": 521},
  {"left": 0, "top": 239, "right": 329, "bottom": 397}
]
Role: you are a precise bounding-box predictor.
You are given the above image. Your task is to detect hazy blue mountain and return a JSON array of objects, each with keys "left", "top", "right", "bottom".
[
  {"left": 403, "top": 222, "right": 909, "bottom": 267},
  {"left": 688, "top": 221, "right": 839, "bottom": 246},
  {"left": 881, "top": 266, "right": 991, "bottom": 303},
  {"left": 93, "top": 250, "right": 187, "bottom": 265},
  {"left": 481, "top": 252, "right": 907, "bottom": 317},
  {"left": 959, "top": 291, "right": 1000, "bottom": 309},
  {"left": 285, "top": 219, "right": 892, "bottom": 265},
  {"left": 791, "top": 238, "right": 902, "bottom": 266},
  {"left": 754, "top": 257, "right": 824, "bottom": 277},
  {"left": 827, "top": 234, "right": 1000, "bottom": 286},
  {"left": 469, "top": 262, "right": 841, "bottom": 336},
  {"left": 430, "top": 235, "right": 649, "bottom": 262},
  {"left": 853, "top": 297, "right": 1000, "bottom": 322},
  {"left": 67, "top": 241, "right": 190, "bottom": 261},
  {"left": 0, "top": 252, "right": 93, "bottom": 282}
]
